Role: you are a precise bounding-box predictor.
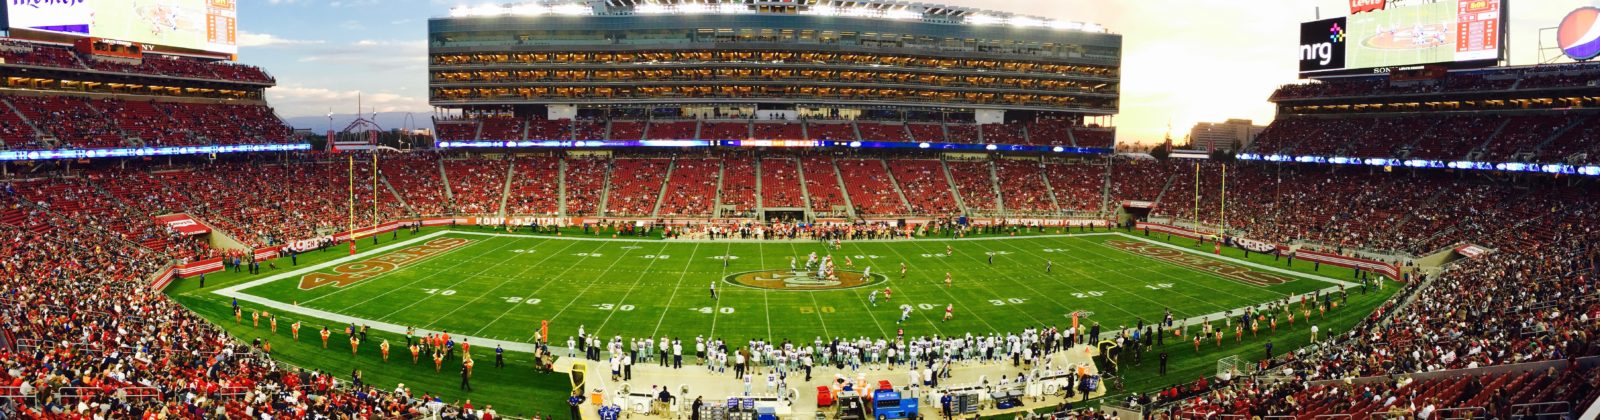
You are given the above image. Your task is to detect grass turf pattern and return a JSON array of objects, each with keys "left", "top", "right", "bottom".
[{"left": 170, "top": 226, "right": 1398, "bottom": 416}]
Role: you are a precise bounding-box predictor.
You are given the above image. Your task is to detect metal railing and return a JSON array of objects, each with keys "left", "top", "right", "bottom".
[{"left": 1509, "top": 401, "right": 1571, "bottom": 420}]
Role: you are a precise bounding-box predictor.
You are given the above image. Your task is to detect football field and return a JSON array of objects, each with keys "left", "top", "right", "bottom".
[{"left": 217, "top": 229, "right": 1344, "bottom": 344}]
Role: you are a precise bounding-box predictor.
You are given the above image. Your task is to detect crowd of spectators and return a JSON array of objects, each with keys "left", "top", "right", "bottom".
[
  {"left": 800, "top": 156, "right": 847, "bottom": 217},
  {"left": 564, "top": 157, "right": 609, "bottom": 216},
  {"left": 2, "top": 149, "right": 1599, "bottom": 417},
  {"left": 996, "top": 159, "right": 1056, "bottom": 215},
  {"left": 947, "top": 160, "right": 999, "bottom": 213},
  {"left": 606, "top": 158, "right": 672, "bottom": 216},
  {"left": 888, "top": 159, "right": 960, "bottom": 215},
  {"left": 0, "top": 38, "right": 273, "bottom": 83},
  {"left": 718, "top": 158, "right": 759, "bottom": 215},
  {"left": 507, "top": 156, "right": 562, "bottom": 215},
  {"left": 836, "top": 158, "right": 907, "bottom": 216},
  {"left": 1154, "top": 194, "right": 1600, "bottom": 419},
  {"left": 381, "top": 154, "right": 448, "bottom": 216},
  {"left": 444, "top": 156, "right": 511, "bottom": 215},
  {"left": 659, "top": 158, "right": 720, "bottom": 217},
  {"left": 5, "top": 95, "right": 126, "bottom": 149},
  {"left": 759, "top": 157, "right": 806, "bottom": 208},
  {"left": 0, "top": 192, "right": 484, "bottom": 418}
]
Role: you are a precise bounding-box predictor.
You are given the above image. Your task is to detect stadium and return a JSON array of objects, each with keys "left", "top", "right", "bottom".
[{"left": 0, "top": 0, "right": 1597, "bottom": 419}]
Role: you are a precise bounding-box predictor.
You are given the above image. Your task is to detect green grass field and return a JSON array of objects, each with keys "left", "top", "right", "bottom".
[{"left": 170, "top": 226, "right": 1398, "bottom": 416}]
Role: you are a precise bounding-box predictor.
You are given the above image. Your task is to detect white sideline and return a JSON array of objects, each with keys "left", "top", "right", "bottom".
[{"left": 205, "top": 229, "right": 1362, "bottom": 356}]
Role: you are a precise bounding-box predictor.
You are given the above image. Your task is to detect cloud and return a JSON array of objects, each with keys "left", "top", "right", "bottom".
[
  {"left": 288, "top": 39, "right": 427, "bottom": 71},
  {"left": 267, "top": 85, "right": 431, "bottom": 118},
  {"left": 237, "top": 31, "right": 325, "bottom": 47}
]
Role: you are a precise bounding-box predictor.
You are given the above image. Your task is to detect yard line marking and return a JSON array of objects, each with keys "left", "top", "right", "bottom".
[
  {"left": 1073, "top": 239, "right": 1284, "bottom": 302},
  {"left": 646, "top": 242, "right": 703, "bottom": 338},
  {"left": 969, "top": 237, "right": 1159, "bottom": 321},
  {"left": 763, "top": 284, "right": 773, "bottom": 341},
  {"left": 370, "top": 237, "right": 536, "bottom": 321},
  {"left": 874, "top": 242, "right": 1002, "bottom": 332},
  {"left": 542, "top": 243, "right": 653, "bottom": 330},
  {"left": 708, "top": 243, "right": 732, "bottom": 338},
  {"left": 472, "top": 240, "right": 603, "bottom": 336},
  {"left": 895, "top": 241, "right": 1050, "bottom": 326},
  {"left": 789, "top": 243, "right": 834, "bottom": 338},
  {"left": 297, "top": 234, "right": 509, "bottom": 305},
  {"left": 433, "top": 239, "right": 582, "bottom": 332},
  {"left": 593, "top": 242, "right": 678, "bottom": 334},
  {"left": 834, "top": 242, "right": 945, "bottom": 336},
  {"left": 433, "top": 230, "right": 1115, "bottom": 244}
]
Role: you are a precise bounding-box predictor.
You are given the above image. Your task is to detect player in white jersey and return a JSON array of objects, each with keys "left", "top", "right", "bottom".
[
  {"left": 899, "top": 305, "right": 913, "bottom": 324},
  {"left": 869, "top": 290, "right": 879, "bottom": 306}
]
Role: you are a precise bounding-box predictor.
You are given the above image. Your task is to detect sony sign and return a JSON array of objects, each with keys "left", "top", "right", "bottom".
[
  {"left": 1350, "top": 0, "right": 1387, "bottom": 14},
  {"left": 1299, "top": 17, "right": 1347, "bottom": 74}
]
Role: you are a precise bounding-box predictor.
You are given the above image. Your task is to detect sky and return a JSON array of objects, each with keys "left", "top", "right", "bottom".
[{"left": 237, "top": 0, "right": 1599, "bottom": 145}]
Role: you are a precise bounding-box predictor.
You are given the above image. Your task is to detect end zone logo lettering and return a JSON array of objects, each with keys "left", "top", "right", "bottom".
[
  {"left": 299, "top": 237, "right": 474, "bottom": 290},
  {"left": 725, "top": 269, "right": 887, "bottom": 291},
  {"left": 1105, "top": 240, "right": 1290, "bottom": 287},
  {"left": 1300, "top": 17, "right": 1348, "bottom": 73}
]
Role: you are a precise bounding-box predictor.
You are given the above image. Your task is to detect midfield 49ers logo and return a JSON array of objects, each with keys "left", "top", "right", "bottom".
[
  {"left": 299, "top": 237, "right": 474, "bottom": 290},
  {"left": 725, "top": 269, "right": 887, "bottom": 291}
]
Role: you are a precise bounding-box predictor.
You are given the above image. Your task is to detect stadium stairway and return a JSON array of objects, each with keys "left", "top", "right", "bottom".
[
  {"left": 1148, "top": 172, "right": 1180, "bottom": 210},
  {"left": 987, "top": 160, "right": 1005, "bottom": 214},
  {"left": 379, "top": 176, "right": 413, "bottom": 216},
  {"left": 0, "top": 98, "right": 45, "bottom": 148},
  {"left": 497, "top": 158, "right": 516, "bottom": 218},
  {"left": 1529, "top": 117, "right": 1590, "bottom": 159},
  {"left": 753, "top": 158, "right": 764, "bottom": 212},
  {"left": 829, "top": 158, "right": 858, "bottom": 219},
  {"left": 939, "top": 157, "right": 971, "bottom": 215},
  {"left": 712, "top": 159, "right": 726, "bottom": 216},
  {"left": 648, "top": 158, "right": 675, "bottom": 218},
  {"left": 0, "top": 207, "right": 27, "bottom": 228},
  {"left": 437, "top": 156, "right": 455, "bottom": 204},
  {"left": 794, "top": 157, "right": 815, "bottom": 219},
  {"left": 882, "top": 158, "right": 914, "bottom": 213},
  {"left": 1037, "top": 159, "right": 1066, "bottom": 213},
  {"left": 595, "top": 158, "right": 613, "bottom": 217},
  {"left": 1464, "top": 118, "right": 1516, "bottom": 161},
  {"left": 557, "top": 158, "right": 568, "bottom": 217}
]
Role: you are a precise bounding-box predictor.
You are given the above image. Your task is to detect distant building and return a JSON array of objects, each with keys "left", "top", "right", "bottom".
[{"left": 1188, "top": 119, "right": 1264, "bottom": 152}]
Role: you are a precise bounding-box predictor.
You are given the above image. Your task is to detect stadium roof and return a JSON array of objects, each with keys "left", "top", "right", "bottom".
[{"left": 444, "top": 0, "right": 1109, "bottom": 34}]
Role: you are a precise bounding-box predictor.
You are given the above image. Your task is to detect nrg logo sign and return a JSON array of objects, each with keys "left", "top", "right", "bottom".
[{"left": 1299, "top": 17, "right": 1347, "bottom": 73}]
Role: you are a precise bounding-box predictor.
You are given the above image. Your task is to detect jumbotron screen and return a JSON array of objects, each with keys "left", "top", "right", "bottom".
[
  {"left": 1299, "top": 0, "right": 1503, "bottom": 76},
  {"left": 4, "top": 0, "right": 238, "bottom": 55}
]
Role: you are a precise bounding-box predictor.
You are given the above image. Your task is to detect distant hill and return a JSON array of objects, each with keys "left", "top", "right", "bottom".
[{"left": 281, "top": 113, "right": 434, "bottom": 132}]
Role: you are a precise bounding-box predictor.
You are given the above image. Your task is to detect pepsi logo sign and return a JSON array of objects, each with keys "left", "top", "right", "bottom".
[{"left": 1559, "top": 7, "right": 1600, "bottom": 61}]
